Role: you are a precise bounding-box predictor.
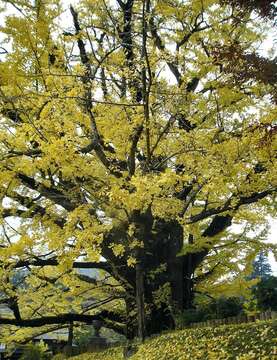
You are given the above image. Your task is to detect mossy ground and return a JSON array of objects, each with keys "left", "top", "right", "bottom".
[{"left": 60, "top": 321, "right": 277, "bottom": 360}]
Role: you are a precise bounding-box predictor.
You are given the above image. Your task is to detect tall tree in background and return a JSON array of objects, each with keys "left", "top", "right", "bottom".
[
  {"left": 253, "top": 276, "right": 277, "bottom": 311},
  {"left": 249, "top": 251, "right": 276, "bottom": 312},
  {"left": 0, "top": 0, "right": 276, "bottom": 341},
  {"left": 250, "top": 251, "right": 272, "bottom": 279}
]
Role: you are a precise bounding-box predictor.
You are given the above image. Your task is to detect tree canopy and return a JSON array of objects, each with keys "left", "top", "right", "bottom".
[{"left": 0, "top": 0, "right": 276, "bottom": 343}]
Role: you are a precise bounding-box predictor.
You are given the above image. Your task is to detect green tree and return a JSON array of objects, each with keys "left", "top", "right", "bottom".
[
  {"left": 20, "top": 341, "right": 50, "bottom": 360},
  {"left": 0, "top": 0, "right": 276, "bottom": 342},
  {"left": 250, "top": 251, "right": 272, "bottom": 279},
  {"left": 253, "top": 276, "right": 277, "bottom": 311},
  {"left": 209, "top": 297, "right": 244, "bottom": 319}
]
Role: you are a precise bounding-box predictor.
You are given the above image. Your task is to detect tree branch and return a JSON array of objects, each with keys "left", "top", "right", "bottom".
[
  {"left": 128, "top": 124, "right": 144, "bottom": 176},
  {"left": 188, "top": 188, "right": 276, "bottom": 224},
  {"left": 17, "top": 173, "right": 76, "bottom": 211},
  {"left": 0, "top": 310, "right": 125, "bottom": 334},
  {"left": 70, "top": 6, "right": 123, "bottom": 177},
  {"left": 12, "top": 258, "right": 112, "bottom": 273},
  {"left": 149, "top": 16, "right": 182, "bottom": 85}
]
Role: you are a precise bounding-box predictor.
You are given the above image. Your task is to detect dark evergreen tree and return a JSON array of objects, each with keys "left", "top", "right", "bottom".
[
  {"left": 253, "top": 276, "right": 277, "bottom": 311},
  {"left": 250, "top": 251, "right": 272, "bottom": 279}
]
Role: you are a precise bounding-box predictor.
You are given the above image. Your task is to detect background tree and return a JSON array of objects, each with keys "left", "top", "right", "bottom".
[
  {"left": 0, "top": 0, "right": 276, "bottom": 342},
  {"left": 249, "top": 251, "right": 272, "bottom": 279},
  {"left": 177, "top": 295, "right": 244, "bottom": 326},
  {"left": 253, "top": 276, "right": 277, "bottom": 311},
  {"left": 247, "top": 250, "right": 277, "bottom": 313}
]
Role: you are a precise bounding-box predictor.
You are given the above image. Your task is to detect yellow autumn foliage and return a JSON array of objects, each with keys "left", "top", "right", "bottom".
[{"left": 70, "top": 321, "right": 276, "bottom": 360}]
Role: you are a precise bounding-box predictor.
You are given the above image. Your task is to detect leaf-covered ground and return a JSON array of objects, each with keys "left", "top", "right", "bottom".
[{"left": 68, "top": 321, "right": 276, "bottom": 360}]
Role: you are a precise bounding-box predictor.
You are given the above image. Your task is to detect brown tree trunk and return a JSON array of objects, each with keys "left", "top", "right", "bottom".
[
  {"left": 64, "top": 321, "right": 74, "bottom": 356},
  {"left": 115, "top": 216, "right": 231, "bottom": 339},
  {"left": 136, "top": 258, "right": 146, "bottom": 341},
  {"left": 123, "top": 219, "right": 196, "bottom": 339},
  {"left": 125, "top": 296, "right": 136, "bottom": 340}
]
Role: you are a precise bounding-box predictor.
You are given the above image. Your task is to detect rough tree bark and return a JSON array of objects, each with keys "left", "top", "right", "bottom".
[{"left": 107, "top": 215, "right": 233, "bottom": 339}]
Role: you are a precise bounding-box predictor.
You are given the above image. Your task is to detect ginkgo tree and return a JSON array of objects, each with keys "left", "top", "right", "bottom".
[{"left": 0, "top": 0, "right": 276, "bottom": 342}]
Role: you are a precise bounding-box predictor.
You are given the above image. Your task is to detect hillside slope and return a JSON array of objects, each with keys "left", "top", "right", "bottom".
[{"left": 69, "top": 321, "right": 276, "bottom": 360}]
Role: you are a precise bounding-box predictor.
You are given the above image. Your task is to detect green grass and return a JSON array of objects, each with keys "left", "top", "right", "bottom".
[{"left": 66, "top": 321, "right": 277, "bottom": 360}]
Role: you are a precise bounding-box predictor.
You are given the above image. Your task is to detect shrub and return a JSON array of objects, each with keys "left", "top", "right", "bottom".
[
  {"left": 20, "top": 341, "right": 51, "bottom": 360},
  {"left": 175, "top": 308, "right": 203, "bottom": 328},
  {"left": 198, "top": 296, "right": 244, "bottom": 320}
]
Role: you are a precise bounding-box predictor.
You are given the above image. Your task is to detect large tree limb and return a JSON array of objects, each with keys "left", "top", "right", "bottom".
[
  {"left": 128, "top": 124, "right": 144, "bottom": 176},
  {"left": 70, "top": 6, "right": 122, "bottom": 177},
  {"left": 188, "top": 188, "right": 276, "bottom": 224},
  {"left": 187, "top": 215, "right": 233, "bottom": 273},
  {"left": 149, "top": 16, "right": 181, "bottom": 85},
  {"left": 193, "top": 262, "right": 221, "bottom": 284},
  {"left": 17, "top": 173, "right": 76, "bottom": 211},
  {"left": 0, "top": 310, "right": 125, "bottom": 334},
  {"left": 2, "top": 207, "right": 66, "bottom": 228},
  {"left": 11, "top": 258, "right": 112, "bottom": 273},
  {"left": 4, "top": 190, "right": 63, "bottom": 221},
  {"left": 184, "top": 189, "right": 275, "bottom": 272}
]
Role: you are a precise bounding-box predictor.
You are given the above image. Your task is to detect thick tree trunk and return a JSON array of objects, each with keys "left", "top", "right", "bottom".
[
  {"left": 104, "top": 214, "right": 232, "bottom": 339},
  {"left": 112, "top": 215, "right": 230, "bottom": 339},
  {"left": 64, "top": 321, "right": 74, "bottom": 356},
  {"left": 135, "top": 257, "right": 146, "bottom": 341},
  {"left": 145, "top": 304, "right": 175, "bottom": 335},
  {"left": 123, "top": 219, "right": 197, "bottom": 338},
  {"left": 125, "top": 296, "right": 136, "bottom": 340}
]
